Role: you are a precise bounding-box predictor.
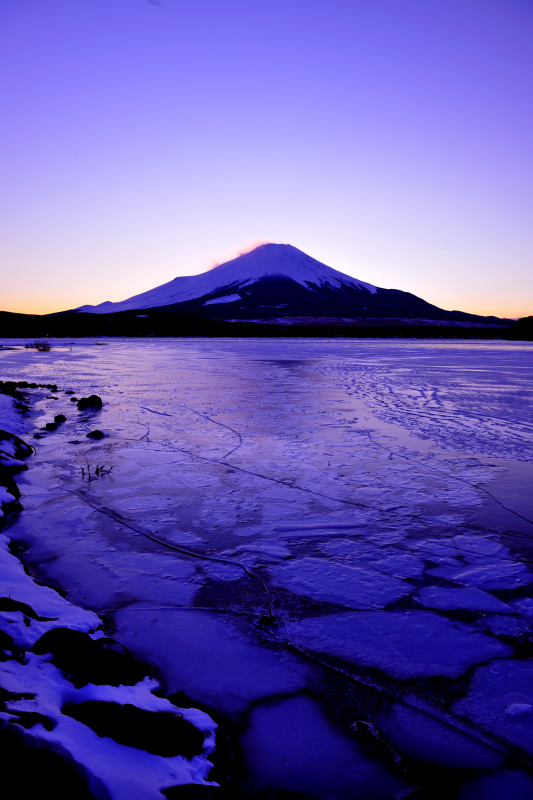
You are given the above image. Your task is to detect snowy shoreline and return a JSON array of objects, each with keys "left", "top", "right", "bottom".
[{"left": 0, "top": 388, "right": 219, "bottom": 800}]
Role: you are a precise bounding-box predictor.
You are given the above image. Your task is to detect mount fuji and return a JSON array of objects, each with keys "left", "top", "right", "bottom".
[{"left": 74, "top": 243, "right": 498, "bottom": 324}]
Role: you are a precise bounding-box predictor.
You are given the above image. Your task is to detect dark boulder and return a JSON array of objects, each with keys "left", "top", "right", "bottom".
[
  {"left": 77, "top": 395, "right": 103, "bottom": 411},
  {"left": 44, "top": 422, "right": 58, "bottom": 431},
  {"left": 0, "top": 381, "right": 18, "bottom": 397},
  {"left": 86, "top": 430, "right": 105, "bottom": 440},
  {"left": 0, "top": 465, "right": 21, "bottom": 500},
  {"left": 32, "top": 629, "right": 150, "bottom": 688},
  {"left": 0, "top": 597, "right": 57, "bottom": 622},
  {"left": 0, "top": 724, "right": 100, "bottom": 800},
  {"left": 54, "top": 414, "right": 67, "bottom": 423},
  {"left": 62, "top": 701, "right": 204, "bottom": 758},
  {"left": 7, "top": 710, "right": 55, "bottom": 731},
  {"left": 0, "top": 468, "right": 20, "bottom": 499}
]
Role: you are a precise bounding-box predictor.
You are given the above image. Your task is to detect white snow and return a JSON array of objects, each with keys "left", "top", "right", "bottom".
[
  {"left": 0, "top": 528, "right": 217, "bottom": 797},
  {"left": 0, "top": 485, "right": 16, "bottom": 506},
  {"left": 203, "top": 293, "right": 241, "bottom": 305},
  {"left": 0, "top": 393, "right": 26, "bottom": 435},
  {"left": 1, "top": 657, "right": 217, "bottom": 799},
  {"left": 74, "top": 243, "right": 378, "bottom": 313}
]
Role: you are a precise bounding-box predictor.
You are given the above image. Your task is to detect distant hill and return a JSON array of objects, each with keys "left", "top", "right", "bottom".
[
  {"left": 503, "top": 316, "right": 533, "bottom": 341},
  {"left": 72, "top": 243, "right": 508, "bottom": 325},
  {"left": 0, "top": 309, "right": 511, "bottom": 340}
]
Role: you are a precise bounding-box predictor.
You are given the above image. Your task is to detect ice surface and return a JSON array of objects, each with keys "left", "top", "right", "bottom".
[
  {"left": 458, "top": 770, "right": 533, "bottom": 800},
  {"left": 376, "top": 703, "right": 504, "bottom": 769},
  {"left": 113, "top": 606, "right": 310, "bottom": 712},
  {"left": 428, "top": 559, "right": 532, "bottom": 590},
  {"left": 285, "top": 610, "right": 512, "bottom": 678},
  {"left": 269, "top": 556, "right": 412, "bottom": 609},
  {"left": 2, "top": 338, "right": 533, "bottom": 796},
  {"left": 475, "top": 614, "right": 531, "bottom": 636},
  {"left": 415, "top": 586, "right": 512, "bottom": 613},
  {"left": 454, "top": 660, "right": 533, "bottom": 755},
  {"left": 320, "top": 538, "right": 425, "bottom": 578},
  {"left": 241, "top": 695, "right": 403, "bottom": 799}
]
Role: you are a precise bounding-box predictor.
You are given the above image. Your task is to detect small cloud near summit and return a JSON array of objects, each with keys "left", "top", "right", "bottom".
[{"left": 207, "top": 239, "right": 275, "bottom": 271}]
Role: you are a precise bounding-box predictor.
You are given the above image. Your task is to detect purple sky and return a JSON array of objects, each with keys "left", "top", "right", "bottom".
[{"left": 1, "top": 0, "right": 532, "bottom": 317}]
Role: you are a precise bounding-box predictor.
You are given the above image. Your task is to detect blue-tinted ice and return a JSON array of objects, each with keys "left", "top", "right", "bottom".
[{"left": 2, "top": 337, "right": 533, "bottom": 798}]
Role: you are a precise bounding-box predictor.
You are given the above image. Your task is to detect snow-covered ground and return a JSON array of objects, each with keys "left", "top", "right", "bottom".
[{"left": 1, "top": 337, "right": 533, "bottom": 798}]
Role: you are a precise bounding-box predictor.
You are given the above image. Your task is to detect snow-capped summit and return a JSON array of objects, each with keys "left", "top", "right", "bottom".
[
  {"left": 74, "top": 242, "right": 488, "bottom": 323},
  {"left": 76, "top": 244, "right": 377, "bottom": 315}
]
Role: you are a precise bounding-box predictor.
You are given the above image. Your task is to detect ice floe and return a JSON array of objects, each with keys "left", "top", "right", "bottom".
[
  {"left": 285, "top": 610, "right": 512, "bottom": 678},
  {"left": 376, "top": 703, "right": 504, "bottom": 769},
  {"left": 113, "top": 606, "right": 309, "bottom": 712},
  {"left": 269, "top": 556, "right": 413, "bottom": 609},
  {"left": 241, "top": 695, "right": 404, "bottom": 799},
  {"left": 454, "top": 660, "right": 533, "bottom": 755}
]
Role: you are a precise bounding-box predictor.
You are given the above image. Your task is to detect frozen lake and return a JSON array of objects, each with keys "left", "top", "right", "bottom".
[{"left": 2, "top": 337, "right": 533, "bottom": 798}]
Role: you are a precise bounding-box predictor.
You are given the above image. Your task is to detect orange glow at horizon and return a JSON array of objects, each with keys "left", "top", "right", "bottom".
[{"left": 1, "top": 289, "right": 529, "bottom": 321}]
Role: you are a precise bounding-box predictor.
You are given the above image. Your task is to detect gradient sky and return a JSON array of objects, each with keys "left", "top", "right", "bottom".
[{"left": 1, "top": 0, "right": 532, "bottom": 317}]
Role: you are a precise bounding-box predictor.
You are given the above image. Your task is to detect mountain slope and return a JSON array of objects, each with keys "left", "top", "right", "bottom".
[
  {"left": 76, "top": 244, "right": 376, "bottom": 314},
  {"left": 73, "top": 243, "right": 501, "bottom": 323}
]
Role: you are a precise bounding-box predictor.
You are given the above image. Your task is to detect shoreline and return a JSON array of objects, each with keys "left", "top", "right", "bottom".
[{"left": 0, "top": 386, "right": 222, "bottom": 800}]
